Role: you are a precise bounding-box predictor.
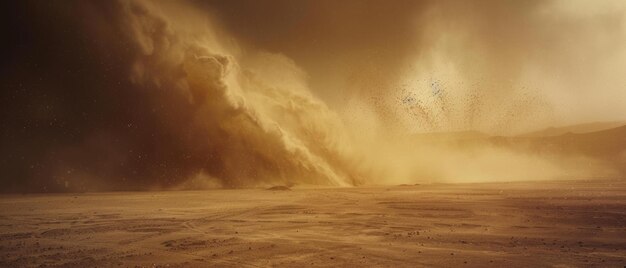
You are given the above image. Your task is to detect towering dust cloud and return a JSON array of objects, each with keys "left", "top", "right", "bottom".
[
  {"left": 121, "top": 1, "right": 363, "bottom": 188},
  {"left": 1, "top": 0, "right": 625, "bottom": 192}
]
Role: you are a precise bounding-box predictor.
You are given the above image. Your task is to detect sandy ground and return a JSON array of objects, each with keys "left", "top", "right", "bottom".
[{"left": 0, "top": 180, "right": 625, "bottom": 267}]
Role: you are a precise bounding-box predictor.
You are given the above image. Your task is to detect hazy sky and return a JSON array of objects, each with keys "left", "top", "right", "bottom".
[
  {"left": 198, "top": 0, "right": 626, "bottom": 132},
  {"left": 1, "top": 0, "right": 625, "bottom": 192}
]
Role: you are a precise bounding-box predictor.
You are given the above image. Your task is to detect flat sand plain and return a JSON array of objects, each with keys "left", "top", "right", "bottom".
[{"left": 1, "top": 180, "right": 625, "bottom": 267}]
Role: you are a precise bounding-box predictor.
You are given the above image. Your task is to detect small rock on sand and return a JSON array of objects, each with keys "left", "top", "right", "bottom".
[{"left": 266, "top": 186, "right": 291, "bottom": 191}]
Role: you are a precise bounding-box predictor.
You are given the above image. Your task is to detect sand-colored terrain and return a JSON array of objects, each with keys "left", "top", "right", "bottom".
[{"left": 1, "top": 180, "right": 625, "bottom": 267}]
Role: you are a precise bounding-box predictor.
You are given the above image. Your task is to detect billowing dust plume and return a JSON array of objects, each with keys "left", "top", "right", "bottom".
[
  {"left": 1, "top": 0, "right": 625, "bottom": 192},
  {"left": 103, "top": 0, "right": 364, "bottom": 188}
]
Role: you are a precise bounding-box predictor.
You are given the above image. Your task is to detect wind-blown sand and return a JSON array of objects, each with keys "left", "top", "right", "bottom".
[{"left": 1, "top": 180, "right": 625, "bottom": 267}]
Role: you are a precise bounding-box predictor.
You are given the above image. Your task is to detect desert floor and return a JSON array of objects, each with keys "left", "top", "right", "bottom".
[{"left": 1, "top": 180, "right": 625, "bottom": 267}]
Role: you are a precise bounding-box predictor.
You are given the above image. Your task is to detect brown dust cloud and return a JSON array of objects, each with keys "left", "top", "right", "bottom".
[{"left": 2, "top": 0, "right": 626, "bottom": 192}]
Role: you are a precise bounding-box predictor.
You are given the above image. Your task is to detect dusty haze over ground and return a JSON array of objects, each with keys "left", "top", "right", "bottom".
[{"left": 2, "top": 0, "right": 626, "bottom": 191}]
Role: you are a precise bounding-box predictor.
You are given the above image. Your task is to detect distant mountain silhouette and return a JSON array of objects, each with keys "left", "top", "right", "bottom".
[
  {"left": 500, "top": 124, "right": 626, "bottom": 177},
  {"left": 412, "top": 123, "right": 626, "bottom": 178},
  {"left": 519, "top": 121, "right": 626, "bottom": 137}
]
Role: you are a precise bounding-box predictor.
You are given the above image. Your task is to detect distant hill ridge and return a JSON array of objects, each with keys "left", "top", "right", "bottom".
[{"left": 520, "top": 121, "right": 626, "bottom": 137}]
